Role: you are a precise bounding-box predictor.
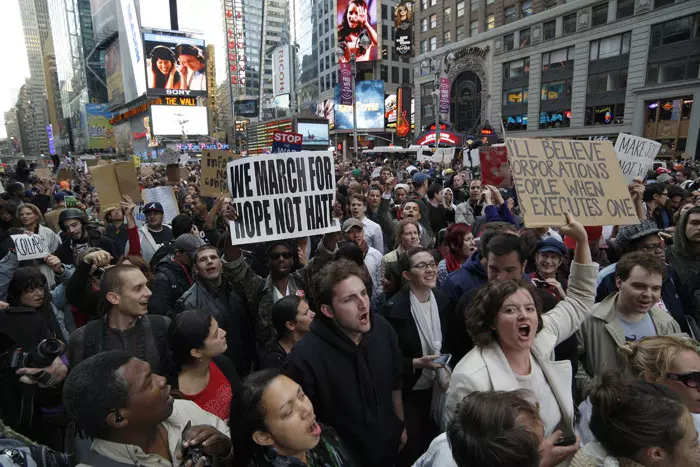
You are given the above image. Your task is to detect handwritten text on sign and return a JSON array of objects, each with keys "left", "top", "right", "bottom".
[
  {"left": 614, "top": 133, "right": 662, "bottom": 184},
  {"left": 505, "top": 138, "right": 639, "bottom": 227},
  {"left": 11, "top": 234, "right": 49, "bottom": 261},
  {"left": 227, "top": 151, "right": 340, "bottom": 244},
  {"left": 201, "top": 150, "right": 235, "bottom": 197}
]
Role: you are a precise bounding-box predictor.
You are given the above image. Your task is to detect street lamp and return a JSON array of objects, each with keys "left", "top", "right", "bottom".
[
  {"left": 420, "top": 51, "right": 456, "bottom": 151},
  {"left": 336, "top": 33, "right": 372, "bottom": 160}
]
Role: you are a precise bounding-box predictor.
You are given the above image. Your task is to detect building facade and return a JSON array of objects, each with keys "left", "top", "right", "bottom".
[{"left": 413, "top": 0, "right": 700, "bottom": 159}]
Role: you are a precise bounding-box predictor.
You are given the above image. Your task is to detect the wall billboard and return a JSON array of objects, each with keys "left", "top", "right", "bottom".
[{"left": 150, "top": 105, "right": 209, "bottom": 136}]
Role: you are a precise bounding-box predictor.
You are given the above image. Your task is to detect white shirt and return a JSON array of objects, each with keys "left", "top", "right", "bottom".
[
  {"left": 515, "top": 356, "right": 562, "bottom": 437},
  {"left": 361, "top": 217, "right": 384, "bottom": 253},
  {"left": 187, "top": 70, "right": 206, "bottom": 91},
  {"left": 364, "top": 246, "right": 383, "bottom": 299}
]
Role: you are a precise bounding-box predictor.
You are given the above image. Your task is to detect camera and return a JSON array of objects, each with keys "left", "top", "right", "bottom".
[
  {"left": 181, "top": 421, "right": 212, "bottom": 467},
  {"left": 2, "top": 338, "right": 63, "bottom": 379}
]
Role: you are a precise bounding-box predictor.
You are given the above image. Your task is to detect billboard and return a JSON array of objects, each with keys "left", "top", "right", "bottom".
[
  {"left": 272, "top": 45, "right": 291, "bottom": 96},
  {"left": 336, "top": 0, "right": 380, "bottom": 62},
  {"left": 120, "top": 0, "right": 147, "bottom": 97},
  {"left": 297, "top": 122, "right": 330, "bottom": 146},
  {"left": 105, "top": 40, "right": 125, "bottom": 106},
  {"left": 86, "top": 104, "right": 116, "bottom": 149},
  {"left": 394, "top": 2, "right": 413, "bottom": 57},
  {"left": 396, "top": 86, "right": 412, "bottom": 136},
  {"left": 236, "top": 99, "right": 259, "bottom": 117},
  {"left": 385, "top": 94, "right": 397, "bottom": 129},
  {"left": 334, "top": 80, "right": 384, "bottom": 130},
  {"left": 143, "top": 33, "right": 208, "bottom": 97},
  {"left": 150, "top": 105, "right": 209, "bottom": 136}
]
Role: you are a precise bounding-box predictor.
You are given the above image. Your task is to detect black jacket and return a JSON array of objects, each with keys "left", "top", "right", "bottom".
[
  {"left": 379, "top": 287, "right": 453, "bottom": 395},
  {"left": 149, "top": 256, "right": 193, "bottom": 318},
  {"left": 55, "top": 227, "right": 118, "bottom": 266},
  {"left": 283, "top": 314, "right": 404, "bottom": 467}
]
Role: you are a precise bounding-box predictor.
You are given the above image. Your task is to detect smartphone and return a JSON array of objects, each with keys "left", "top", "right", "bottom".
[
  {"left": 553, "top": 435, "right": 577, "bottom": 447},
  {"left": 534, "top": 280, "right": 551, "bottom": 289},
  {"left": 432, "top": 354, "right": 452, "bottom": 366}
]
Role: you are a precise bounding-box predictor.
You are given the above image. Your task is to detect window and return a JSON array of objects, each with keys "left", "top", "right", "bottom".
[
  {"left": 471, "top": 20, "right": 479, "bottom": 36},
  {"left": 503, "top": 115, "right": 528, "bottom": 130},
  {"left": 541, "top": 80, "right": 572, "bottom": 100},
  {"left": 403, "top": 68, "right": 410, "bottom": 83},
  {"left": 520, "top": 28, "right": 531, "bottom": 47},
  {"left": 505, "top": 6, "right": 516, "bottom": 23},
  {"left": 543, "top": 20, "right": 556, "bottom": 40},
  {"left": 563, "top": 13, "right": 577, "bottom": 35},
  {"left": 444, "top": 31, "right": 451, "bottom": 43},
  {"left": 520, "top": 0, "right": 532, "bottom": 17},
  {"left": 429, "top": 36, "right": 437, "bottom": 50},
  {"left": 381, "top": 65, "right": 388, "bottom": 81},
  {"left": 392, "top": 66, "right": 399, "bottom": 83},
  {"left": 382, "top": 25, "right": 388, "bottom": 40},
  {"left": 654, "top": 0, "right": 675, "bottom": 7},
  {"left": 471, "top": 0, "right": 479, "bottom": 12},
  {"left": 650, "top": 16, "right": 695, "bottom": 47},
  {"left": 647, "top": 56, "right": 700, "bottom": 84},
  {"left": 587, "top": 69, "right": 628, "bottom": 93},
  {"left": 504, "top": 58, "right": 530, "bottom": 77},
  {"left": 457, "top": 1, "right": 465, "bottom": 16},
  {"left": 539, "top": 109, "right": 572, "bottom": 128},
  {"left": 382, "top": 4, "right": 388, "bottom": 19},
  {"left": 585, "top": 103, "right": 625, "bottom": 125},
  {"left": 543, "top": 0, "right": 557, "bottom": 10},
  {"left": 430, "top": 13, "right": 437, "bottom": 28},
  {"left": 457, "top": 25, "right": 466, "bottom": 40},
  {"left": 486, "top": 14, "right": 495, "bottom": 30},
  {"left": 592, "top": 2, "right": 608, "bottom": 27},
  {"left": 590, "top": 33, "right": 631, "bottom": 60},
  {"left": 487, "top": 0, "right": 495, "bottom": 4},
  {"left": 503, "top": 87, "right": 529, "bottom": 104},
  {"left": 542, "top": 46, "right": 575, "bottom": 70},
  {"left": 420, "top": 40, "right": 427, "bottom": 53},
  {"left": 617, "top": 0, "right": 634, "bottom": 19},
  {"left": 421, "top": 0, "right": 427, "bottom": 10},
  {"left": 444, "top": 7, "right": 452, "bottom": 23},
  {"left": 504, "top": 33, "right": 515, "bottom": 51},
  {"left": 421, "top": 18, "right": 428, "bottom": 32}
]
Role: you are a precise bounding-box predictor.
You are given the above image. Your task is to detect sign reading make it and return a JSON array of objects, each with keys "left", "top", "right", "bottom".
[{"left": 271, "top": 132, "right": 303, "bottom": 153}]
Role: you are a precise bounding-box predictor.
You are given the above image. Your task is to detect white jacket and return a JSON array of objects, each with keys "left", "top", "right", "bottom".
[{"left": 125, "top": 224, "right": 172, "bottom": 263}]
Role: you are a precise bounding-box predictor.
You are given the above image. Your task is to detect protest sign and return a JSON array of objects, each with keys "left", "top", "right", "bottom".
[
  {"left": 85, "top": 159, "right": 102, "bottom": 167},
  {"left": 65, "top": 196, "right": 77, "bottom": 208},
  {"left": 35, "top": 168, "right": 52, "bottom": 179},
  {"left": 201, "top": 150, "right": 238, "bottom": 197},
  {"left": 480, "top": 146, "right": 512, "bottom": 188},
  {"left": 140, "top": 165, "right": 155, "bottom": 178},
  {"left": 11, "top": 234, "right": 49, "bottom": 261},
  {"left": 166, "top": 165, "right": 181, "bottom": 183},
  {"left": 160, "top": 148, "right": 181, "bottom": 165},
  {"left": 114, "top": 161, "right": 143, "bottom": 202},
  {"left": 417, "top": 148, "right": 455, "bottom": 164},
  {"left": 89, "top": 161, "right": 143, "bottom": 209},
  {"left": 143, "top": 186, "right": 179, "bottom": 224},
  {"left": 227, "top": 151, "right": 340, "bottom": 245},
  {"left": 271, "top": 132, "right": 303, "bottom": 153},
  {"left": 0, "top": 182, "right": 4, "bottom": 195},
  {"left": 57, "top": 168, "right": 73, "bottom": 183},
  {"left": 614, "top": 133, "right": 662, "bottom": 184},
  {"left": 506, "top": 138, "right": 638, "bottom": 227}
]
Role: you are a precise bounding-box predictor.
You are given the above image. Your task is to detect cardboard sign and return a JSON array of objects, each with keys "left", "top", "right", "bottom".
[
  {"left": 166, "top": 164, "right": 181, "bottom": 183},
  {"left": 89, "top": 161, "right": 143, "bottom": 210},
  {"left": 480, "top": 146, "right": 512, "bottom": 189},
  {"left": 201, "top": 150, "right": 238, "bottom": 197},
  {"left": 57, "top": 168, "right": 73, "bottom": 183},
  {"left": 417, "top": 148, "right": 455, "bottom": 164},
  {"left": 11, "top": 234, "right": 49, "bottom": 261},
  {"left": 506, "top": 138, "right": 638, "bottom": 228},
  {"left": 271, "top": 132, "right": 303, "bottom": 153},
  {"left": 140, "top": 165, "right": 155, "bottom": 178},
  {"left": 614, "top": 133, "right": 662, "bottom": 184},
  {"left": 227, "top": 151, "right": 340, "bottom": 245},
  {"left": 143, "top": 186, "right": 179, "bottom": 224},
  {"left": 114, "top": 161, "right": 144, "bottom": 203},
  {"left": 35, "top": 168, "right": 52, "bottom": 179}
]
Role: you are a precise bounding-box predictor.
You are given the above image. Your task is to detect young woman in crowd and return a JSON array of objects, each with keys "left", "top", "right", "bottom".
[
  {"left": 261, "top": 295, "right": 315, "bottom": 369},
  {"left": 167, "top": 308, "right": 239, "bottom": 423},
  {"left": 16, "top": 204, "right": 62, "bottom": 288},
  {"left": 436, "top": 223, "right": 475, "bottom": 288},
  {"left": 572, "top": 371, "right": 700, "bottom": 466},
  {"left": 234, "top": 369, "right": 355, "bottom": 466},
  {"left": 531, "top": 238, "right": 568, "bottom": 302},
  {"left": 444, "top": 213, "right": 595, "bottom": 467}
]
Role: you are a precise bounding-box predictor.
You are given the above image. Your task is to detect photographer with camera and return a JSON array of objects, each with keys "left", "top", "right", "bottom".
[{"left": 0, "top": 267, "right": 70, "bottom": 450}]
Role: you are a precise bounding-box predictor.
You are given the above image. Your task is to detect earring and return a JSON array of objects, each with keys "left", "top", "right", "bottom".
[{"left": 115, "top": 413, "right": 124, "bottom": 423}]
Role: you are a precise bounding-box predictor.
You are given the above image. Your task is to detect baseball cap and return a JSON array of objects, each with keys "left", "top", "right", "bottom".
[
  {"left": 615, "top": 220, "right": 660, "bottom": 253},
  {"left": 143, "top": 202, "right": 164, "bottom": 213},
  {"left": 412, "top": 172, "right": 429, "bottom": 186},
  {"left": 535, "top": 238, "right": 567, "bottom": 256},
  {"left": 656, "top": 167, "right": 672, "bottom": 174},
  {"left": 656, "top": 173, "right": 673, "bottom": 184},
  {"left": 265, "top": 239, "right": 293, "bottom": 254},
  {"left": 351, "top": 169, "right": 362, "bottom": 177},
  {"left": 173, "top": 233, "right": 205, "bottom": 257},
  {"left": 54, "top": 193, "right": 66, "bottom": 202},
  {"left": 342, "top": 218, "right": 364, "bottom": 233}
]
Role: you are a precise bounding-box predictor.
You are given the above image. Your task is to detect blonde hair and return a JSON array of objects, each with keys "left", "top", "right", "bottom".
[
  {"left": 619, "top": 335, "right": 700, "bottom": 383},
  {"left": 17, "top": 203, "right": 45, "bottom": 225}
]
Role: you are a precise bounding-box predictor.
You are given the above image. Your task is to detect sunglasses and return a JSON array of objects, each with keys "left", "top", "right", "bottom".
[
  {"left": 666, "top": 372, "right": 700, "bottom": 388},
  {"left": 269, "top": 251, "right": 293, "bottom": 260}
]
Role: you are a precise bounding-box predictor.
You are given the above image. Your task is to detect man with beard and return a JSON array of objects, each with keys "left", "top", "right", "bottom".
[
  {"left": 55, "top": 208, "right": 117, "bottom": 266},
  {"left": 668, "top": 206, "right": 700, "bottom": 325},
  {"left": 64, "top": 351, "right": 232, "bottom": 466},
  {"left": 576, "top": 252, "right": 680, "bottom": 400},
  {"left": 67, "top": 264, "right": 172, "bottom": 375},
  {"left": 342, "top": 218, "right": 383, "bottom": 300}
]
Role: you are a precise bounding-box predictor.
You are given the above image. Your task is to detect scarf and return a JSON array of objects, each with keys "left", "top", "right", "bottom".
[{"left": 408, "top": 289, "right": 448, "bottom": 425}]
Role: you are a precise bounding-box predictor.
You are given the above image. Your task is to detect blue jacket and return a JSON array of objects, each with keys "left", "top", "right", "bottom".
[{"left": 440, "top": 250, "right": 488, "bottom": 303}]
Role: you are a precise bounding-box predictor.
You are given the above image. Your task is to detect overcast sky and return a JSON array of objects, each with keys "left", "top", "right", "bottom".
[{"left": 0, "top": 0, "right": 30, "bottom": 139}]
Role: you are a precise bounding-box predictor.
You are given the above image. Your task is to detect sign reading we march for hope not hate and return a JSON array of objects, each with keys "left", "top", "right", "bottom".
[
  {"left": 227, "top": 151, "right": 340, "bottom": 245},
  {"left": 506, "top": 138, "right": 639, "bottom": 228}
]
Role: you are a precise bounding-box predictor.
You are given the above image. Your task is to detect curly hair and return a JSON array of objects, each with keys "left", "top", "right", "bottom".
[
  {"left": 465, "top": 279, "right": 543, "bottom": 348},
  {"left": 315, "top": 258, "right": 368, "bottom": 308}
]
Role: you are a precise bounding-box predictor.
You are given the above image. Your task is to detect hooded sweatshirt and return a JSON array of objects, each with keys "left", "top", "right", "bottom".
[
  {"left": 440, "top": 250, "right": 487, "bottom": 303},
  {"left": 668, "top": 209, "right": 700, "bottom": 320},
  {"left": 283, "top": 313, "right": 404, "bottom": 466}
]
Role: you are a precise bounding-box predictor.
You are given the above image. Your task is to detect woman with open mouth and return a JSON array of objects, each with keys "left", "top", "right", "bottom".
[{"left": 444, "top": 213, "right": 598, "bottom": 467}]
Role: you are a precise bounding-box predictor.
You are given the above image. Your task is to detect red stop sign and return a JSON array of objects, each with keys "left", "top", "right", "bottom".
[{"left": 273, "top": 132, "right": 303, "bottom": 145}]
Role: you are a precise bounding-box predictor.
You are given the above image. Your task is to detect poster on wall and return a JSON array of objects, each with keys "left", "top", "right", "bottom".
[
  {"left": 86, "top": 104, "right": 115, "bottom": 149},
  {"left": 394, "top": 1, "right": 413, "bottom": 57},
  {"left": 143, "top": 33, "right": 208, "bottom": 97},
  {"left": 336, "top": 0, "right": 380, "bottom": 63},
  {"left": 105, "top": 40, "right": 125, "bottom": 106},
  {"left": 334, "top": 80, "right": 385, "bottom": 131}
]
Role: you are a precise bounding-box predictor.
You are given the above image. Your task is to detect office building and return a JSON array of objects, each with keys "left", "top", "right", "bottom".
[
  {"left": 4, "top": 108, "right": 23, "bottom": 155},
  {"left": 413, "top": 0, "right": 699, "bottom": 159}
]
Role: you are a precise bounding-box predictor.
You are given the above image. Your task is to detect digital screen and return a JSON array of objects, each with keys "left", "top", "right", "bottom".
[
  {"left": 143, "top": 33, "right": 208, "bottom": 97},
  {"left": 334, "top": 80, "right": 385, "bottom": 131},
  {"left": 297, "top": 122, "right": 330, "bottom": 146},
  {"left": 336, "top": 0, "right": 380, "bottom": 62},
  {"left": 150, "top": 105, "right": 209, "bottom": 136}
]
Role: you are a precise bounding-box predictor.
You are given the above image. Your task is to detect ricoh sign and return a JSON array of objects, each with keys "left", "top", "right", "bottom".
[{"left": 272, "top": 45, "right": 290, "bottom": 97}]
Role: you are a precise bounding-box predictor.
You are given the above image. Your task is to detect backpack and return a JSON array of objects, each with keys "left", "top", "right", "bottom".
[
  {"left": 0, "top": 438, "right": 70, "bottom": 467},
  {"left": 149, "top": 242, "right": 174, "bottom": 268}
]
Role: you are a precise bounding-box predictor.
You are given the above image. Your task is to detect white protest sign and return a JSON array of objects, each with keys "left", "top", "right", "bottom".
[
  {"left": 143, "top": 186, "right": 180, "bottom": 225},
  {"left": 160, "top": 148, "right": 181, "bottom": 165},
  {"left": 614, "top": 133, "right": 662, "bottom": 184},
  {"left": 11, "top": 234, "right": 49, "bottom": 261},
  {"left": 227, "top": 151, "right": 340, "bottom": 245},
  {"left": 417, "top": 148, "right": 456, "bottom": 164}
]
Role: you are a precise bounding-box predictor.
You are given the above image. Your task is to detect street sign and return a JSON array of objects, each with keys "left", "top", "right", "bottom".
[{"left": 271, "top": 132, "right": 303, "bottom": 153}]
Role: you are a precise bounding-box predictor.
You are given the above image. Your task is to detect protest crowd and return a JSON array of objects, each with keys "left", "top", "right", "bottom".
[{"left": 0, "top": 145, "right": 700, "bottom": 467}]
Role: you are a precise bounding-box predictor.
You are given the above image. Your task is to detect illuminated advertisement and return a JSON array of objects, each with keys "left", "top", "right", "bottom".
[
  {"left": 46, "top": 125, "right": 56, "bottom": 155},
  {"left": 396, "top": 86, "right": 411, "bottom": 136},
  {"left": 86, "top": 104, "right": 115, "bottom": 149},
  {"left": 236, "top": 99, "right": 259, "bottom": 117},
  {"left": 336, "top": 0, "right": 380, "bottom": 63},
  {"left": 247, "top": 119, "right": 293, "bottom": 155},
  {"left": 106, "top": 39, "right": 125, "bottom": 106},
  {"left": 143, "top": 33, "right": 208, "bottom": 97},
  {"left": 334, "top": 80, "right": 385, "bottom": 131},
  {"left": 150, "top": 105, "right": 209, "bottom": 136},
  {"left": 385, "top": 94, "right": 397, "bottom": 129},
  {"left": 224, "top": 0, "right": 246, "bottom": 89},
  {"left": 297, "top": 122, "right": 330, "bottom": 146},
  {"left": 394, "top": 2, "right": 413, "bottom": 57}
]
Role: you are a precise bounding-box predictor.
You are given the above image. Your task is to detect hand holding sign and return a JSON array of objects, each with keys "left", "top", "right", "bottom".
[{"left": 11, "top": 234, "right": 49, "bottom": 261}]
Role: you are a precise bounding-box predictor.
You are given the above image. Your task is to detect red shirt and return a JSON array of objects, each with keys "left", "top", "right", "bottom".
[{"left": 183, "top": 361, "right": 232, "bottom": 422}]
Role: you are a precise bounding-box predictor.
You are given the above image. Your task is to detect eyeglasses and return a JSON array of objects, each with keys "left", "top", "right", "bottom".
[
  {"left": 666, "top": 372, "right": 700, "bottom": 388},
  {"left": 638, "top": 243, "right": 664, "bottom": 253},
  {"left": 410, "top": 261, "right": 437, "bottom": 271},
  {"left": 268, "top": 251, "right": 293, "bottom": 260}
]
